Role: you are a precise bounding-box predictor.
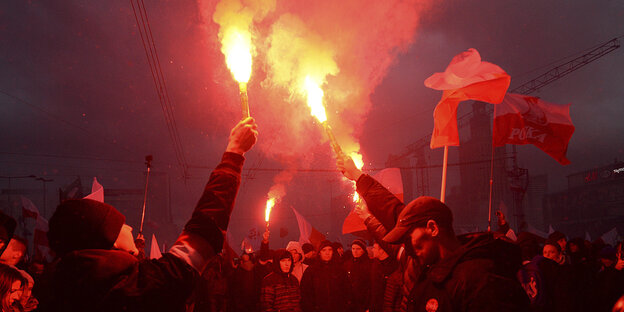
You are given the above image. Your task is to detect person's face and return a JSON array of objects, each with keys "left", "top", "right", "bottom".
[
  {"left": 7, "top": 280, "right": 22, "bottom": 306},
  {"left": 320, "top": 246, "right": 333, "bottom": 262},
  {"left": 279, "top": 258, "right": 292, "bottom": 273},
  {"left": 337, "top": 247, "right": 344, "bottom": 256},
  {"left": 408, "top": 227, "right": 439, "bottom": 266},
  {"left": 557, "top": 238, "right": 566, "bottom": 251},
  {"left": 351, "top": 244, "right": 365, "bottom": 258},
  {"left": 543, "top": 244, "right": 560, "bottom": 262},
  {"left": 305, "top": 251, "right": 316, "bottom": 259},
  {"left": 288, "top": 249, "right": 302, "bottom": 263},
  {"left": 0, "top": 239, "right": 26, "bottom": 266},
  {"left": 114, "top": 224, "right": 138, "bottom": 256}
]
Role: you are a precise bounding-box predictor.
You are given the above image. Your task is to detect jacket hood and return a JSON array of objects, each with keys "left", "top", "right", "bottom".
[
  {"left": 285, "top": 241, "right": 303, "bottom": 262},
  {"left": 273, "top": 248, "right": 294, "bottom": 274}
]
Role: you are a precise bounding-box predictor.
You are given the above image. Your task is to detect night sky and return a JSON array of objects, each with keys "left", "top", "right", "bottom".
[{"left": 1, "top": 0, "right": 623, "bottom": 248}]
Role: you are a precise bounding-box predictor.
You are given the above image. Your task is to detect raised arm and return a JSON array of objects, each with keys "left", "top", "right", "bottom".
[{"left": 171, "top": 117, "right": 258, "bottom": 272}]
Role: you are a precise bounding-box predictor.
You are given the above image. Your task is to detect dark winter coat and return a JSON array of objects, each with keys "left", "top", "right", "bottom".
[
  {"left": 370, "top": 256, "right": 399, "bottom": 312},
  {"left": 300, "top": 259, "right": 351, "bottom": 312},
  {"left": 344, "top": 254, "right": 371, "bottom": 312},
  {"left": 355, "top": 174, "right": 530, "bottom": 312},
  {"left": 41, "top": 152, "right": 245, "bottom": 312}
]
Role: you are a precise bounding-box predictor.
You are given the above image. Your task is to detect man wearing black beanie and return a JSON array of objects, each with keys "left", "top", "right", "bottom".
[{"left": 42, "top": 117, "right": 258, "bottom": 312}]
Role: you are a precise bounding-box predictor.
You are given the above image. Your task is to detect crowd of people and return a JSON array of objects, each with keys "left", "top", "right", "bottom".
[{"left": 0, "top": 118, "right": 623, "bottom": 312}]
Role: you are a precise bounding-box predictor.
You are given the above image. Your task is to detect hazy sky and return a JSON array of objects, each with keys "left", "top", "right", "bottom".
[{"left": 1, "top": 0, "right": 623, "bottom": 247}]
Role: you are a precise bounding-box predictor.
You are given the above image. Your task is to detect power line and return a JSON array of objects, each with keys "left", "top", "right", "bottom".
[
  {"left": 0, "top": 151, "right": 143, "bottom": 165},
  {"left": 0, "top": 90, "right": 135, "bottom": 154},
  {"left": 130, "top": 0, "right": 189, "bottom": 178}
]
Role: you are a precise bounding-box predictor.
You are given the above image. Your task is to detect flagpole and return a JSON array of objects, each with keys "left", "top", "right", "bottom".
[
  {"left": 440, "top": 146, "right": 448, "bottom": 203},
  {"left": 139, "top": 155, "right": 153, "bottom": 236},
  {"left": 487, "top": 104, "right": 497, "bottom": 232}
]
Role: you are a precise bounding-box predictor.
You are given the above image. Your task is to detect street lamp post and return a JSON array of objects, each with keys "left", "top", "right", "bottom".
[{"left": 35, "top": 177, "right": 54, "bottom": 218}]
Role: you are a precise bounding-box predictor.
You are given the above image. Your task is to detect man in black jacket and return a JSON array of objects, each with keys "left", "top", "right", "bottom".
[
  {"left": 337, "top": 155, "right": 529, "bottom": 312},
  {"left": 42, "top": 117, "right": 258, "bottom": 312}
]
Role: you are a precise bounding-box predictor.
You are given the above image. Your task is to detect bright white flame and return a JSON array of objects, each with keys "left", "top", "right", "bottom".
[
  {"left": 223, "top": 30, "right": 252, "bottom": 83},
  {"left": 350, "top": 152, "right": 364, "bottom": 170},
  {"left": 350, "top": 152, "right": 363, "bottom": 203},
  {"left": 265, "top": 198, "right": 275, "bottom": 222},
  {"left": 304, "top": 76, "right": 327, "bottom": 123}
]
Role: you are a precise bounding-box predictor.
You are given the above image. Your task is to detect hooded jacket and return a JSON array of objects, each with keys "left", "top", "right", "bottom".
[
  {"left": 261, "top": 249, "right": 302, "bottom": 312},
  {"left": 286, "top": 241, "right": 308, "bottom": 282},
  {"left": 355, "top": 174, "right": 529, "bottom": 312},
  {"left": 41, "top": 152, "right": 245, "bottom": 312}
]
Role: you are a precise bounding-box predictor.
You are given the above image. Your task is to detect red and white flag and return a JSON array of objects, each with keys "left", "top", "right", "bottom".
[
  {"left": 292, "top": 207, "right": 326, "bottom": 250},
  {"left": 83, "top": 177, "right": 104, "bottom": 202},
  {"left": 150, "top": 234, "right": 163, "bottom": 259},
  {"left": 425, "top": 48, "right": 511, "bottom": 148},
  {"left": 343, "top": 168, "right": 404, "bottom": 235},
  {"left": 493, "top": 93, "right": 574, "bottom": 165},
  {"left": 20, "top": 196, "right": 53, "bottom": 262}
]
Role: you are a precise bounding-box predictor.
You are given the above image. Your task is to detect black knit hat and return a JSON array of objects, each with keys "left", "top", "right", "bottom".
[
  {"left": 351, "top": 239, "right": 367, "bottom": 251},
  {"left": 319, "top": 240, "right": 333, "bottom": 252},
  {"left": 302, "top": 243, "right": 315, "bottom": 254},
  {"left": 48, "top": 199, "right": 126, "bottom": 255}
]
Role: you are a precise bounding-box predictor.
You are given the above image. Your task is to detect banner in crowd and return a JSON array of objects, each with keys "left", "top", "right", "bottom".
[{"left": 494, "top": 93, "right": 574, "bottom": 165}]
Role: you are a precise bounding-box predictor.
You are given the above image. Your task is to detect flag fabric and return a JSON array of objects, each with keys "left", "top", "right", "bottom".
[
  {"left": 600, "top": 227, "right": 618, "bottom": 246},
  {"left": 425, "top": 48, "right": 511, "bottom": 149},
  {"left": 150, "top": 234, "right": 162, "bottom": 259},
  {"left": 525, "top": 223, "right": 548, "bottom": 239},
  {"left": 342, "top": 168, "right": 404, "bottom": 235},
  {"left": 585, "top": 231, "right": 592, "bottom": 242},
  {"left": 493, "top": 93, "right": 574, "bottom": 165},
  {"left": 59, "top": 176, "right": 83, "bottom": 202},
  {"left": 292, "top": 207, "right": 326, "bottom": 250},
  {"left": 548, "top": 225, "right": 555, "bottom": 235},
  {"left": 83, "top": 177, "right": 104, "bottom": 202},
  {"left": 20, "top": 196, "right": 53, "bottom": 262},
  {"left": 505, "top": 228, "right": 517, "bottom": 242}
]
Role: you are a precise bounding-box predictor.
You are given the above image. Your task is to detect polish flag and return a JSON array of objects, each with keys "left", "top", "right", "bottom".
[
  {"left": 292, "top": 207, "right": 326, "bottom": 250},
  {"left": 150, "top": 234, "right": 163, "bottom": 259},
  {"left": 83, "top": 177, "right": 104, "bottom": 202},
  {"left": 493, "top": 93, "right": 574, "bottom": 165},
  {"left": 425, "top": 48, "right": 511, "bottom": 149},
  {"left": 342, "top": 168, "right": 404, "bottom": 235}
]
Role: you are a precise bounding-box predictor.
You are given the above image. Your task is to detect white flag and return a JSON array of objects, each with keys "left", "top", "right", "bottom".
[{"left": 83, "top": 177, "right": 104, "bottom": 202}]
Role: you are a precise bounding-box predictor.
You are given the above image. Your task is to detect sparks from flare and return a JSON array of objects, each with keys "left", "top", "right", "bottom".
[{"left": 221, "top": 28, "right": 253, "bottom": 118}]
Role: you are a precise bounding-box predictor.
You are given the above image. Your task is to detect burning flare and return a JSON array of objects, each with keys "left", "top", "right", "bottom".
[
  {"left": 223, "top": 29, "right": 252, "bottom": 83},
  {"left": 221, "top": 28, "right": 253, "bottom": 118},
  {"left": 265, "top": 197, "right": 275, "bottom": 223},
  {"left": 350, "top": 152, "right": 364, "bottom": 202},
  {"left": 304, "top": 76, "right": 343, "bottom": 156}
]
